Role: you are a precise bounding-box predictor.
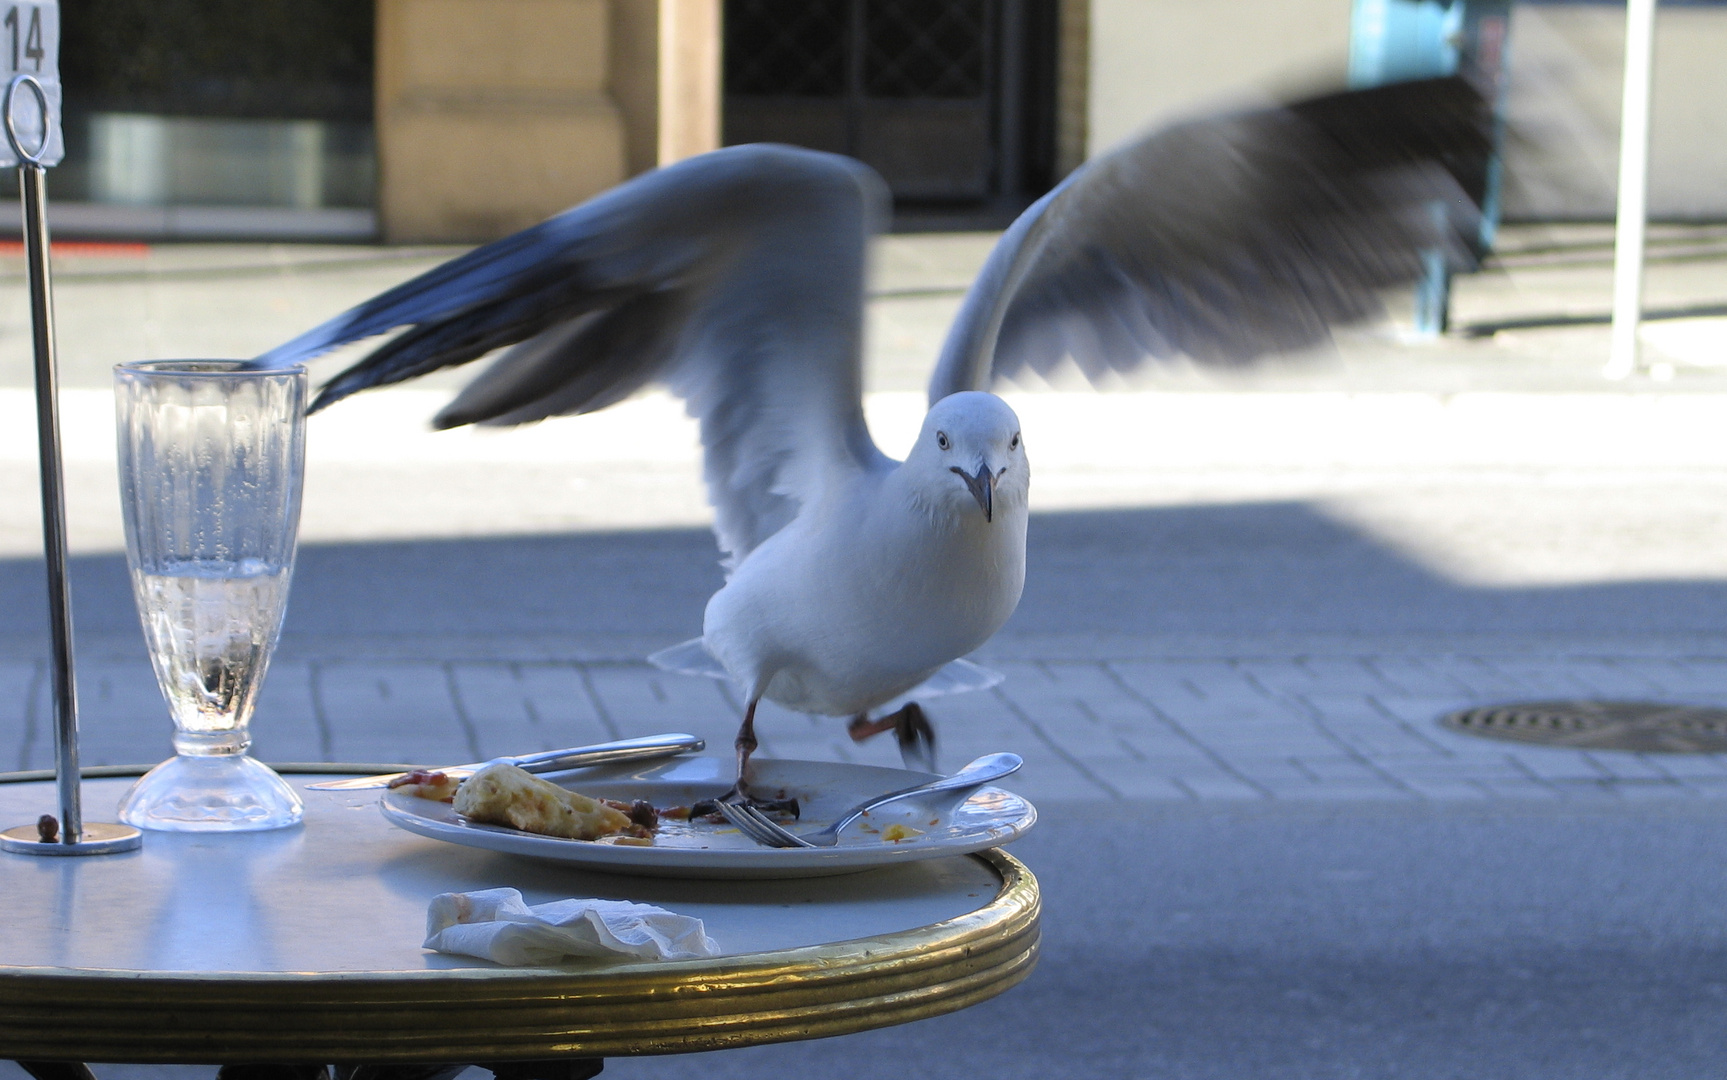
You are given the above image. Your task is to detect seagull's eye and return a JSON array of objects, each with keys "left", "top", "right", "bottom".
[
  {"left": 937, "top": 431, "right": 950, "bottom": 451},
  {"left": 1009, "top": 432, "right": 1020, "bottom": 450}
]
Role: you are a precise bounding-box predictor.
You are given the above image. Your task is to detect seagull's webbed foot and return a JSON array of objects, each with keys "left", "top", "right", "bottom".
[
  {"left": 849, "top": 702, "right": 937, "bottom": 771},
  {"left": 689, "top": 696, "right": 801, "bottom": 820},
  {"left": 691, "top": 790, "right": 801, "bottom": 821},
  {"left": 690, "top": 786, "right": 801, "bottom": 821}
]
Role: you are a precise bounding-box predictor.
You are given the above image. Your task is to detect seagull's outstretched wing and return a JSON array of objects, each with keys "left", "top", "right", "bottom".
[
  {"left": 256, "top": 145, "right": 893, "bottom": 568},
  {"left": 927, "top": 76, "right": 1493, "bottom": 401}
]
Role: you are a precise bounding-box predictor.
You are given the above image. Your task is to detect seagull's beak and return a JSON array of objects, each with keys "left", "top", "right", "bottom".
[{"left": 951, "top": 463, "right": 994, "bottom": 522}]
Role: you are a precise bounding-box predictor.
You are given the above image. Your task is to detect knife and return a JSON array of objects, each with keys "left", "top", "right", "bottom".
[{"left": 305, "top": 732, "right": 706, "bottom": 790}]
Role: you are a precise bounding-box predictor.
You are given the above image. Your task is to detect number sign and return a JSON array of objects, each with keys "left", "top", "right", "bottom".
[{"left": 0, "top": 0, "right": 59, "bottom": 167}]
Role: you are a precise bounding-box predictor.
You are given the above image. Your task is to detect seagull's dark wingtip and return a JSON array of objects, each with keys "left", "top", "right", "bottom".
[
  {"left": 428, "top": 408, "right": 469, "bottom": 431},
  {"left": 306, "top": 377, "right": 363, "bottom": 416}
]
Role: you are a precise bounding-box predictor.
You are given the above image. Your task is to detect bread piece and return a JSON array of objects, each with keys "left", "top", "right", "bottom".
[{"left": 453, "top": 763, "right": 632, "bottom": 840}]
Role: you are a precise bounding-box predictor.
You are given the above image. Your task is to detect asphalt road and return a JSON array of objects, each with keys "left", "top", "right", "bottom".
[{"left": 602, "top": 799, "right": 1727, "bottom": 1080}]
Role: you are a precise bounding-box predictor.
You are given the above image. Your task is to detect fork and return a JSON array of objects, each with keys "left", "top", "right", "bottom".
[{"left": 718, "top": 752, "right": 1022, "bottom": 848}]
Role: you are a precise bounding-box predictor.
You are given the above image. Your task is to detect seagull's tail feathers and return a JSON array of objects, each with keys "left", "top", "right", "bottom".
[
  {"left": 884, "top": 658, "right": 1005, "bottom": 709},
  {"left": 647, "top": 642, "right": 1004, "bottom": 707},
  {"left": 928, "top": 75, "right": 1493, "bottom": 403},
  {"left": 648, "top": 637, "right": 731, "bottom": 681}
]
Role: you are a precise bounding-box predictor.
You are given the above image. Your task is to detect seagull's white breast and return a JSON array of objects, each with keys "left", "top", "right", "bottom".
[{"left": 702, "top": 464, "right": 1027, "bottom": 716}]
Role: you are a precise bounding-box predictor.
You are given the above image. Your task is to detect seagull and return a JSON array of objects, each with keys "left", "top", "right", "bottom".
[{"left": 255, "top": 76, "right": 1488, "bottom": 798}]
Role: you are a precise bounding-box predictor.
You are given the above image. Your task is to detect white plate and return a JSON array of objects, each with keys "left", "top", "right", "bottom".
[{"left": 379, "top": 755, "right": 1036, "bottom": 879}]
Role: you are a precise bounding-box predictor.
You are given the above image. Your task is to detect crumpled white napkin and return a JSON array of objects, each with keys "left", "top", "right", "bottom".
[{"left": 424, "top": 887, "right": 721, "bottom": 965}]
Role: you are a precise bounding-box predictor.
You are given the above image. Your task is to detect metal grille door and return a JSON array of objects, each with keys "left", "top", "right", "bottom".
[{"left": 725, "top": 0, "right": 1039, "bottom": 201}]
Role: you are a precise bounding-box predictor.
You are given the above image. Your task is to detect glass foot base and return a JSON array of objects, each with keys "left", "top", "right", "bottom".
[{"left": 118, "top": 754, "right": 303, "bottom": 832}]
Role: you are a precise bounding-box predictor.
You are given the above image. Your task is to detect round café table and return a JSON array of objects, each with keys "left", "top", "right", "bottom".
[{"left": 0, "top": 769, "right": 1039, "bottom": 1079}]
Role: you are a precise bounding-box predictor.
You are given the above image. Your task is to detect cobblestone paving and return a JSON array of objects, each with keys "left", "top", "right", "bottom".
[{"left": 11, "top": 649, "right": 1727, "bottom": 803}]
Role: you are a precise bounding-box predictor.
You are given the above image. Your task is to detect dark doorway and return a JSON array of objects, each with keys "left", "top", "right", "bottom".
[
  {"left": 16, "top": 0, "right": 375, "bottom": 218},
  {"left": 723, "top": 0, "right": 1057, "bottom": 211}
]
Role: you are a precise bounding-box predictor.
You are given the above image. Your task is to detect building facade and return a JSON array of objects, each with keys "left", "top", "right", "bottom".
[{"left": 36, "top": 1, "right": 1727, "bottom": 241}]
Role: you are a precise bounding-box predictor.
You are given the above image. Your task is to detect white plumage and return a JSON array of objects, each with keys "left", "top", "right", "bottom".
[{"left": 701, "top": 391, "right": 1028, "bottom": 717}]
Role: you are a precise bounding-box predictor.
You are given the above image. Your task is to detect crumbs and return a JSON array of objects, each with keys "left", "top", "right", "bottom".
[{"left": 387, "top": 769, "right": 461, "bottom": 802}]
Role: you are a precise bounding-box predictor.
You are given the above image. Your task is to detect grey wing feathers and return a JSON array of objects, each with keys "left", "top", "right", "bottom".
[
  {"left": 255, "top": 144, "right": 892, "bottom": 569},
  {"left": 929, "top": 77, "right": 1492, "bottom": 401}
]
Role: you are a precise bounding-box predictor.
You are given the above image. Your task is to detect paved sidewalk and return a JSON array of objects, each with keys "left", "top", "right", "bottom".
[{"left": 9, "top": 649, "right": 1727, "bottom": 805}]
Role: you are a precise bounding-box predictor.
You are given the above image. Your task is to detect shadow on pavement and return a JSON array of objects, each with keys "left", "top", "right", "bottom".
[{"left": 4, "top": 500, "right": 1727, "bottom": 656}]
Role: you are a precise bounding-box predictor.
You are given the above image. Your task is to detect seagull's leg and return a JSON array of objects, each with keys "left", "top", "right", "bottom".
[
  {"left": 846, "top": 712, "right": 896, "bottom": 740},
  {"left": 686, "top": 697, "right": 798, "bottom": 819},
  {"left": 731, "top": 696, "right": 761, "bottom": 800},
  {"left": 849, "top": 702, "right": 937, "bottom": 771}
]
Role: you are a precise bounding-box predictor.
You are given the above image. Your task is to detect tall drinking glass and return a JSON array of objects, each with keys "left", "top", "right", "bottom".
[{"left": 114, "top": 361, "right": 307, "bottom": 831}]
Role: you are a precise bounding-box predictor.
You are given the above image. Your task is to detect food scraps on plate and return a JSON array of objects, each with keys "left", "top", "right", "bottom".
[
  {"left": 391, "top": 763, "right": 659, "bottom": 844},
  {"left": 386, "top": 762, "right": 923, "bottom": 847}
]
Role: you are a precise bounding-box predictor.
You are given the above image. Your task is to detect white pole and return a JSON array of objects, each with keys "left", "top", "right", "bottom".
[{"left": 1605, "top": 0, "right": 1657, "bottom": 380}]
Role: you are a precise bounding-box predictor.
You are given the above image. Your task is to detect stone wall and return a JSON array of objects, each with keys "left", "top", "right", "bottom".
[
  {"left": 375, "top": 0, "right": 718, "bottom": 243},
  {"left": 375, "top": 0, "right": 625, "bottom": 241}
]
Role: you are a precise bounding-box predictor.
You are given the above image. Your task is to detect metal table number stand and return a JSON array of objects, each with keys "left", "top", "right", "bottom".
[{"left": 0, "top": 72, "right": 141, "bottom": 855}]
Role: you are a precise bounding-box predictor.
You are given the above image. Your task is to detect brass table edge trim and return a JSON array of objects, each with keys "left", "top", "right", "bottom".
[
  {"left": 0, "top": 850, "right": 1041, "bottom": 1061},
  {"left": 0, "top": 947, "right": 1041, "bottom": 1062}
]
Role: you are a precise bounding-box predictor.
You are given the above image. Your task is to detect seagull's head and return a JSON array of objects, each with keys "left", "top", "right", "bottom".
[{"left": 907, "top": 391, "right": 1028, "bottom": 524}]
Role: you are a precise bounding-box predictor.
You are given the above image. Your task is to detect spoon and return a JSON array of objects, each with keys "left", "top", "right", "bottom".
[{"left": 719, "top": 752, "right": 1022, "bottom": 848}]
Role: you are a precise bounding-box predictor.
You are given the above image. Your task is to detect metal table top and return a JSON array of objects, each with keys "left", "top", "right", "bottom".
[{"left": 0, "top": 773, "right": 1039, "bottom": 1063}]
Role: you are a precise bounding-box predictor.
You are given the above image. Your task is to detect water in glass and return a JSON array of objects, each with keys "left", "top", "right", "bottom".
[{"left": 134, "top": 558, "right": 290, "bottom": 746}]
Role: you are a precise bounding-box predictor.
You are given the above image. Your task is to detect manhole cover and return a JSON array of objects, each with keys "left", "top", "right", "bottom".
[{"left": 1441, "top": 701, "right": 1727, "bottom": 753}]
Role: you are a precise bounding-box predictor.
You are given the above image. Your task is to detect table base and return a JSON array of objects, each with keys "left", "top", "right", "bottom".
[{"left": 0, "top": 822, "right": 142, "bottom": 856}]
